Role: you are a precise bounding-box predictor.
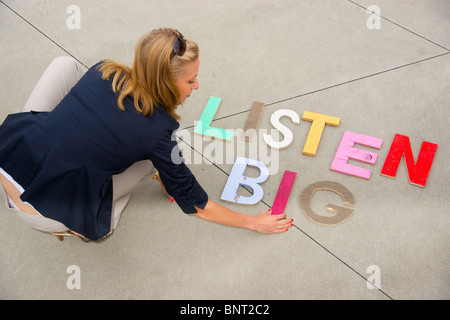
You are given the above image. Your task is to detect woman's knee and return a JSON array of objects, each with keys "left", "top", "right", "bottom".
[{"left": 50, "top": 56, "right": 85, "bottom": 78}]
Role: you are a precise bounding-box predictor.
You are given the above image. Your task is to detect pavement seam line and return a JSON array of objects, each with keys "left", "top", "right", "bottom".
[
  {"left": 0, "top": 0, "right": 89, "bottom": 69},
  {"left": 347, "top": 0, "right": 450, "bottom": 52},
  {"left": 181, "top": 51, "right": 450, "bottom": 129}
]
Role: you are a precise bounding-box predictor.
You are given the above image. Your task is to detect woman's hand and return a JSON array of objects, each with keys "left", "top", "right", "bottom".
[
  {"left": 153, "top": 172, "right": 174, "bottom": 203},
  {"left": 252, "top": 209, "right": 294, "bottom": 234},
  {"left": 193, "top": 200, "right": 293, "bottom": 234}
]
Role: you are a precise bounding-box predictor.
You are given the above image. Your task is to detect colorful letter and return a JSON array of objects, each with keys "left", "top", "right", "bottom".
[
  {"left": 330, "top": 131, "right": 383, "bottom": 180},
  {"left": 381, "top": 134, "right": 438, "bottom": 187},
  {"left": 263, "top": 109, "right": 300, "bottom": 149},
  {"left": 220, "top": 157, "right": 269, "bottom": 205},
  {"left": 302, "top": 111, "right": 340, "bottom": 156},
  {"left": 241, "top": 101, "right": 265, "bottom": 142},
  {"left": 271, "top": 170, "right": 297, "bottom": 215},
  {"left": 194, "top": 96, "right": 234, "bottom": 140},
  {"left": 300, "top": 181, "right": 355, "bottom": 226}
]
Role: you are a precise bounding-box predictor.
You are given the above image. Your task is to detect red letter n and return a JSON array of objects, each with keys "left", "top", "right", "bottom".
[{"left": 381, "top": 134, "right": 438, "bottom": 187}]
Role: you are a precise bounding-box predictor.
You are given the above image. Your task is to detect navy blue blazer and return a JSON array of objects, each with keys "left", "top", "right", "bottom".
[{"left": 0, "top": 62, "right": 208, "bottom": 240}]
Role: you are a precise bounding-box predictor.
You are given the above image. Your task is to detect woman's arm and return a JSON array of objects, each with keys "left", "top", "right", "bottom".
[{"left": 193, "top": 200, "right": 293, "bottom": 234}]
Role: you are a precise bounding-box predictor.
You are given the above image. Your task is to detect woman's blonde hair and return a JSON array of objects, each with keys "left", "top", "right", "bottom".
[{"left": 99, "top": 28, "right": 199, "bottom": 121}]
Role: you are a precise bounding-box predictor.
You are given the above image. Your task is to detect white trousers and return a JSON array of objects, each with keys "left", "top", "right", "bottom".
[{"left": 2, "top": 57, "right": 156, "bottom": 235}]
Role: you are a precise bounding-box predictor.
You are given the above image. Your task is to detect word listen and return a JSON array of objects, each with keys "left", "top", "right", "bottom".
[{"left": 195, "top": 97, "right": 438, "bottom": 223}]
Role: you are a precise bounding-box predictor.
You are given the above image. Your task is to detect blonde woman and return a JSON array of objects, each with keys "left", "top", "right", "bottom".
[{"left": 0, "top": 28, "right": 293, "bottom": 242}]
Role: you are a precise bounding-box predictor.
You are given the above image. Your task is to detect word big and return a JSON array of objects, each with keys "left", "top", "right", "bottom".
[{"left": 220, "top": 157, "right": 356, "bottom": 225}]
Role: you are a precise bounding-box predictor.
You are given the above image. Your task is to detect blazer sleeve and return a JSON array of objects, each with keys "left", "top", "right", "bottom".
[{"left": 148, "top": 128, "right": 208, "bottom": 214}]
